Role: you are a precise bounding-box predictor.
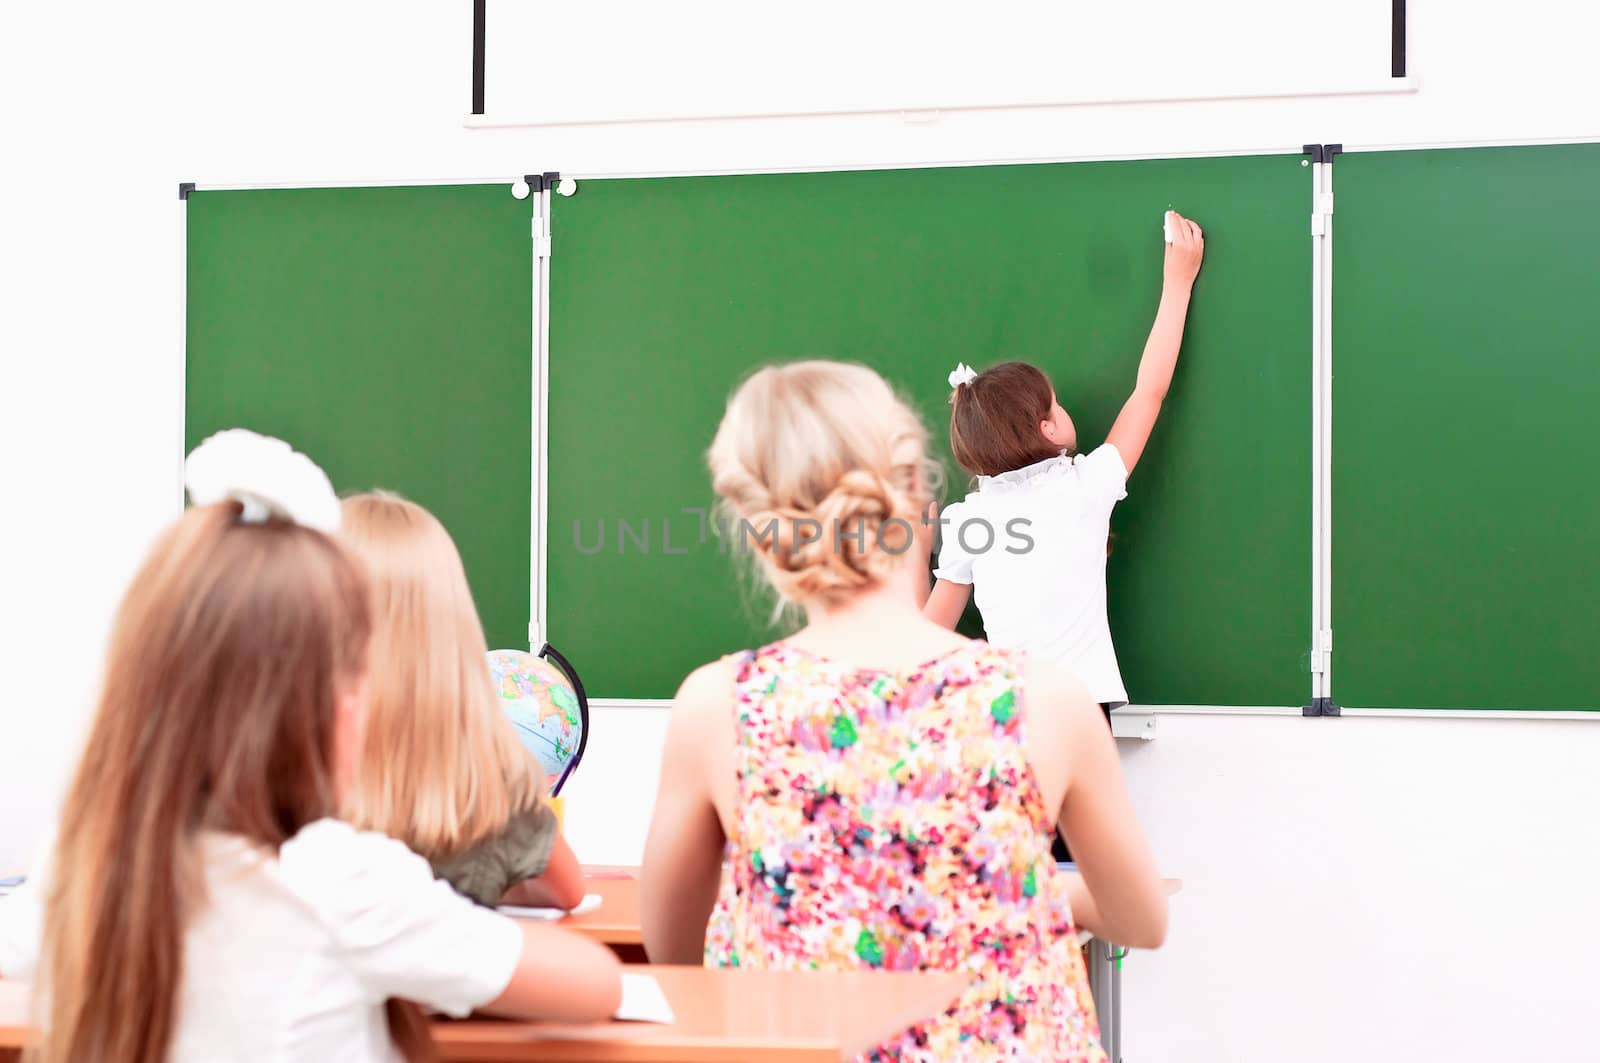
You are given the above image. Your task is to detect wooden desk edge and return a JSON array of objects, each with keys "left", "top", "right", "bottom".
[
  {"left": 433, "top": 966, "right": 968, "bottom": 1063},
  {"left": 562, "top": 872, "right": 644, "bottom": 950},
  {"left": 570, "top": 870, "right": 1182, "bottom": 952}
]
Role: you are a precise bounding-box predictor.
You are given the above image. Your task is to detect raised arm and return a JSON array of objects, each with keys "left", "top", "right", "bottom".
[
  {"left": 1105, "top": 212, "right": 1205, "bottom": 476},
  {"left": 640, "top": 660, "right": 735, "bottom": 964}
]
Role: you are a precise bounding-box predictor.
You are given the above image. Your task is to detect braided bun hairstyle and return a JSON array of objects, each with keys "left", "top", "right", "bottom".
[{"left": 708, "top": 361, "right": 936, "bottom": 610}]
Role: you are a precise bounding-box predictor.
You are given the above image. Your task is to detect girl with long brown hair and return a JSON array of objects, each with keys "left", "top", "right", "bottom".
[{"left": 0, "top": 430, "right": 619, "bottom": 1063}]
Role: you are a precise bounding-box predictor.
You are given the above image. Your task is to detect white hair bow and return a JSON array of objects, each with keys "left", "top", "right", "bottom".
[
  {"left": 184, "top": 428, "right": 342, "bottom": 533},
  {"left": 948, "top": 363, "right": 977, "bottom": 389}
]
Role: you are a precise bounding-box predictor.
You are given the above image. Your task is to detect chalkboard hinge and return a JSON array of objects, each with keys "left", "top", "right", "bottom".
[
  {"left": 1303, "top": 697, "right": 1342, "bottom": 717},
  {"left": 1311, "top": 189, "right": 1335, "bottom": 236},
  {"left": 1308, "top": 627, "right": 1333, "bottom": 675},
  {"left": 178, "top": 182, "right": 196, "bottom": 201},
  {"left": 532, "top": 215, "right": 552, "bottom": 257},
  {"left": 1302, "top": 144, "right": 1344, "bottom": 165}
]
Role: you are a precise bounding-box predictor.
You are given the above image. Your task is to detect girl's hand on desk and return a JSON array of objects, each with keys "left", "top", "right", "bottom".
[{"left": 499, "top": 835, "right": 586, "bottom": 910}]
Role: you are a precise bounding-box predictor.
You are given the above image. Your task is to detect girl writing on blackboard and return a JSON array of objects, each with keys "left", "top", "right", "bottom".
[
  {"left": 924, "top": 212, "right": 1204, "bottom": 732},
  {"left": 0, "top": 431, "right": 620, "bottom": 1062}
]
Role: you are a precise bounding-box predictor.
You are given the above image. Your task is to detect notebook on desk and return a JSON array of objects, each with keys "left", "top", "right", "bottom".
[
  {"left": 615, "top": 973, "right": 674, "bottom": 1024},
  {"left": 497, "top": 893, "right": 602, "bottom": 920}
]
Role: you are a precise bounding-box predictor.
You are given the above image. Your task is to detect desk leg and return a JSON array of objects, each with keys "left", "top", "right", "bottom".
[{"left": 1087, "top": 938, "right": 1122, "bottom": 1063}]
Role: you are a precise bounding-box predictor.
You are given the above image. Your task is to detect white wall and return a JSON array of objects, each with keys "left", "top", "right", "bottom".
[
  {"left": 4, "top": 1, "right": 1598, "bottom": 1059},
  {"left": 565, "top": 705, "right": 1600, "bottom": 1061},
  {"left": 1120, "top": 713, "right": 1600, "bottom": 1061}
]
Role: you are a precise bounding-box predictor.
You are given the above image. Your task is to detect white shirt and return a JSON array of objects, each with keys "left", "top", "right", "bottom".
[
  {"left": 0, "top": 819, "right": 523, "bottom": 1063},
  {"left": 935, "top": 444, "right": 1131, "bottom": 704}
]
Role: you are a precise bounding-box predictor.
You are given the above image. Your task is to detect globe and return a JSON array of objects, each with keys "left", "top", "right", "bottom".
[{"left": 488, "top": 649, "right": 586, "bottom": 793}]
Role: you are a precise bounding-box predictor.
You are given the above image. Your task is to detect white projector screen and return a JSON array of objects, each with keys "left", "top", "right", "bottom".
[{"left": 478, "top": 0, "right": 1401, "bottom": 126}]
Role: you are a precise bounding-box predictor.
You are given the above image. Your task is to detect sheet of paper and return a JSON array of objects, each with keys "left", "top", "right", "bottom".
[
  {"left": 614, "top": 972, "right": 675, "bottom": 1024},
  {"left": 497, "top": 892, "right": 602, "bottom": 921}
]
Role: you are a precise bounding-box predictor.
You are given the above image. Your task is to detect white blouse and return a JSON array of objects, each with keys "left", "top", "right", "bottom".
[
  {"left": 936, "top": 443, "right": 1131, "bottom": 704},
  {"left": 0, "top": 819, "right": 523, "bottom": 1063}
]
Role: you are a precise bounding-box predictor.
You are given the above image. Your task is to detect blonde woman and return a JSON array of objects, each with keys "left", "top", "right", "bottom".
[
  {"left": 339, "top": 492, "right": 584, "bottom": 909},
  {"left": 641, "top": 362, "right": 1167, "bottom": 1061},
  {"left": 0, "top": 431, "right": 619, "bottom": 1063}
]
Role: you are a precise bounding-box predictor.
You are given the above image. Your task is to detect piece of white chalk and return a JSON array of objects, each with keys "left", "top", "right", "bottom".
[{"left": 1163, "top": 211, "right": 1175, "bottom": 243}]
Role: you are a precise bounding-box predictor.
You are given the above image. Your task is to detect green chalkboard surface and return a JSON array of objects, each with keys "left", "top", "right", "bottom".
[
  {"left": 1332, "top": 144, "right": 1600, "bottom": 710},
  {"left": 548, "top": 156, "right": 1312, "bottom": 703},
  {"left": 186, "top": 184, "right": 535, "bottom": 651}
]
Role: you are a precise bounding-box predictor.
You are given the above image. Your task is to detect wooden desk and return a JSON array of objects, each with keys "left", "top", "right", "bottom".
[
  {"left": 575, "top": 870, "right": 1180, "bottom": 948},
  {"left": 0, "top": 968, "right": 966, "bottom": 1063},
  {"left": 2, "top": 871, "right": 1177, "bottom": 1062},
  {"left": 561, "top": 870, "right": 644, "bottom": 961},
  {"left": 572, "top": 867, "right": 1184, "bottom": 1061},
  {"left": 436, "top": 965, "right": 963, "bottom": 1062}
]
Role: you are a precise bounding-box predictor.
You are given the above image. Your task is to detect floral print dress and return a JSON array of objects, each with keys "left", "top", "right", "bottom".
[{"left": 704, "top": 640, "right": 1104, "bottom": 1062}]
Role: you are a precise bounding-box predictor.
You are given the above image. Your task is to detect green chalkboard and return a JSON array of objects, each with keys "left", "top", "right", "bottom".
[
  {"left": 548, "top": 156, "right": 1312, "bottom": 703},
  {"left": 186, "top": 184, "right": 534, "bottom": 651},
  {"left": 1332, "top": 144, "right": 1600, "bottom": 710}
]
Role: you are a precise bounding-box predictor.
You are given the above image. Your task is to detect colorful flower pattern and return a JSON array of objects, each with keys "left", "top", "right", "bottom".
[{"left": 704, "top": 640, "right": 1105, "bottom": 1061}]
